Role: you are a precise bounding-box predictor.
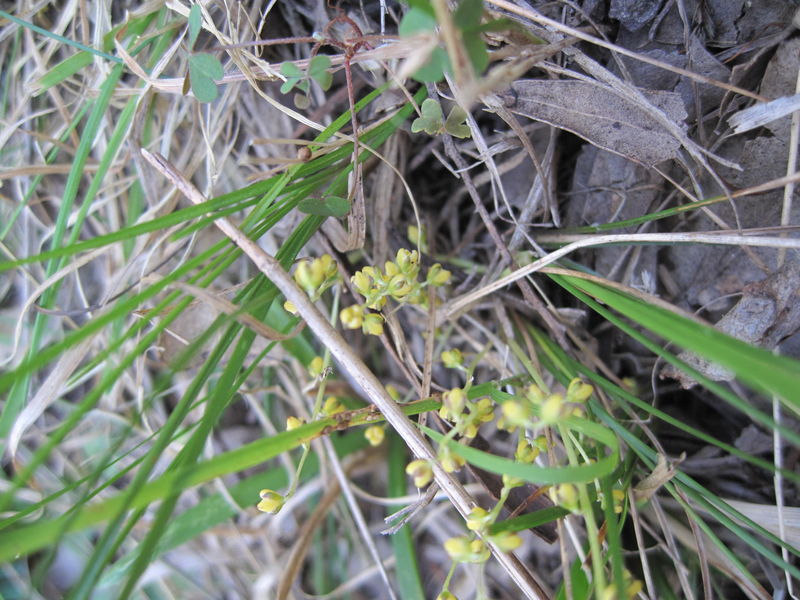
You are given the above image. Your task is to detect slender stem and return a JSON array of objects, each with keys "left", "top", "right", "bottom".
[{"left": 141, "top": 148, "right": 550, "bottom": 600}]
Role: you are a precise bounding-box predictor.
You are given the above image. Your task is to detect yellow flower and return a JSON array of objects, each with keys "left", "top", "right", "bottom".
[
  {"left": 362, "top": 312, "right": 384, "bottom": 336},
  {"left": 566, "top": 377, "right": 593, "bottom": 403},
  {"left": 405, "top": 459, "right": 433, "bottom": 488},
  {"left": 283, "top": 299, "right": 298, "bottom": 315},
  {"left": 501, "top": 400, "right": 530, "bottom": 426},
  {"left": 286, "top": 416, "right": 304, "bottom": 431},
  {"left": 387, "top": 273, "right": 413, "bottom": 298},
  {"left": 442, "top": 387, "right": 466, "bottom": 418},
  {"left": 540, "top": 393, "right": 564, "bottom": 425},
  {"left": 364, "top": 425, "right": 385, "bottom": 446},
  {"left": 293, "top": 259, "right": 321, "bottom": 294},
  {"left": 466, "top": 506, "right": 493, "bottom": 532},
  {"left": 257, "top": 489, "right": 284, "bottom": 514},
  {"left": 395, "top": 248, "right": 419, "bottom": 275},
  {"left": 515, "top": 439, "right": 539, "bottom": 463},
  {"left": 439, "top": 444, "right": 465, "bottom": 473},
  {"left": 526, "top": 384, "right": 545, "bottom": 403},
  {"left": 440, "top": 348, "right": 464, "bottom": 369},
  {"left": 552, "top": 483, "right": 579, "bottom": 512},
  {"left": 407, "top": 224, "right": 426, "bottom": 249},
  {"left": 340, "top": 304, "right": 364, "bottom": 329},
  {"left": 352, "top": 270, "right": 372, "bottom": 297},
  {"left": 444, "top": 536, "right": 489, "bottom": 563},
  {"left": 475, "top": 398, "right": 494, "bottom": 422},
  {"left": 322, "top": 396, "right": 344, "bottom": 416},
  {"left": 489, "top": 531, "right": 522, "bottom": 552},
  {"left": 427, "top": 263, "right": 451, "bottom": 286},
  {"left": 308, "top": 356, "right": 324, "bottom": 378}
]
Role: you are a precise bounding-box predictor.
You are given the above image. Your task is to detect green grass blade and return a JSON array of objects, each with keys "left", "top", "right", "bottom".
[
  {"left": 388, "top": 433, "right": 426, "bottom": 600},
  {"left": 560, "top": 274, "right": 800, "bottom": 409}
]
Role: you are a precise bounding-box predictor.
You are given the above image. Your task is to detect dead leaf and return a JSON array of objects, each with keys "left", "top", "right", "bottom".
[
  {"left": 634, "top": 452, "right": 684, "bottom": 503},
  {"left": 664, "top": 262, "right": 800, "bottom": 386},
  {"left": 501, "top": 80, "right": 687, "bottom": 167}
]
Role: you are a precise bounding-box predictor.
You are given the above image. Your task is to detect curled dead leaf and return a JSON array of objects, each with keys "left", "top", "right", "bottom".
[{"left": 634, "top": 452, "right": 684, "bottom": 503}]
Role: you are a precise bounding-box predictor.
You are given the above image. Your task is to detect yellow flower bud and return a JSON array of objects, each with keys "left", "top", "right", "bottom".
[
  {"left": 501, "top": 400, "right": 530, "bottom": 426},
  {"left": 489, "top": 531, "right": 522, "bottom": 552},
  {"left": 352, "top": 270, "right": 371, "bottom": 297},
  {"left": 387, "top": 273, "right": 413, "bottom": 298},
  {"left": 340, "top": 304, "right": 364, "bottom": 329},
  {"left": 443, "top": 536, "right": 471, "bottom": 561},
  {"left": 540, "top": 393, "right": 564, "bottom": 425},
  {"left": 257, "top": 489, "right": 284, "bottom": 514},
  {"left": 462, "top": 423, "right": 479, "bottom": 438},
  {"left": 468, "top": 539, "right": 490, "bottom": 563},
  {"left": 308, "top": 356, "right": 324, "bottom": 378},
  {"left": 466, "top": 506, "right": 492, "bottom": 532},
  {"left": 443, "top": 536, "right": 489, "bottom": 563},
  {"left": 442, "top": 387, "right": 466, "bottom": 417},
  {"left": 322, "top": 396, "right": 344, "bottom": 417},
  {"left": 407, "top": 224, "right": 426, "bottom": 249},
  {"left": 317, "top": 254, "right": 337, "bottom": 280},
  {"left": 502, "top": 473, "right": 523, "bottom": 489},
  {"left": 286, "top": 416, "right": 304, "bottom": 431},
  {"left": 566, "top": 378, "right": 593, "bottom": 403},
  {"left": 386, "top": 384, "right": 401, "bottom": 401},
  {"left": 427, "top": 263, "right": 451, "bottom": 286},
  {"left": 406, "top": 459, "right": 433, "bottom": 488},
  {"left": 440, "top": 348, "right": 464, "bottom": 369},
  {"left": 436, "top": 592, "right": 456, "bottom": 600},
  {"left": 364, "top": 425, "right": 385, "bottom": 446},
  {"left": 515, "top": 439, "right": 539, "bottom": 463},
  {"left": 395, "top": 248, "right": 419, "bottom": 274},
  {"left": 553, "top": 483, "right": 579, "bottom": 512},
  {"left": 526, "top": 384, "right": 545, "bottom": 403},
  {"left": 439, "top": 445, "right": 465, "bottom": 473},
  {"left": 476, "top": 398, "right": 494, "bottom": 422},
  {"left": 384, "top": 260, "right": 400, "bottom": 277},
  {"left": 283, "top": 299, "right": 298, "bottom": 315},
  {"left": 362, "top": 312, "right": 384, "bottom": 336},
  {"left": 322, "top": 396, "right": 344, "bottom": 416},
  {"left": 294, "top": 259, "right": 324, "bottom": 294}
]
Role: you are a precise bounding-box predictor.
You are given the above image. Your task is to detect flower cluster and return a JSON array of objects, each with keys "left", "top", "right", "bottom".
[
  {"left": 340, "top": 248, "right": 451, "bottom": 337},
  {"left": 438, "top": 388, "right": 494, "bottom": 440},
  {"left": 284, "top": 254, "right": 339, "bottom": 314},
  {"left": 499, "top": 378, "right": 595, "bottom": 431}
]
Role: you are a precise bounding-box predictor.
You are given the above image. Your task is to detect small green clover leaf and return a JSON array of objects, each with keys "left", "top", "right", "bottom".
[
  {"left": 188, "top": 4, "right": 202, "bottom": 50},
  {"left": 399, "top": 7, "right": 450, "bottom": 83},
  {"left": 411, "top": 98, "right": 444, "bottom": 135},
  {"left": 308, "top": 55, "right": 332, "bottom": 91},
  {"left": 280, "top": 62, "right": 304, "bottom": 94},
  {"left": 297, "top": 195, "right": 351, "bottom": 217},
  {"left": 280, "top": 58, "right": 332, "bottom": 107},
  {"left": 188, "top": 53, "right": 223, "bottom": 103},
  {"left": 444, "top": 105, "right": 471, "bottom": 138},
  {"left": 454, "top": 0, "right": 489, "bottom": 74}
]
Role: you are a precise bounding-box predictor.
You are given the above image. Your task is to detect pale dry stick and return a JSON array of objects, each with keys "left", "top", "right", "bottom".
[
  {"left": 627, "top": 490, "right": 657, "bottom": 600},
  {"left": 779, "top": 72, "right": 800, "bottom": 268},
  {"left": 486, "top": 0, "right": 766, "bottom": 103},
  {"left": 440, "top": 232, "right": 800, "bottom": 325},
  {"left": 141, "top": 149, "right": 550, "bottom": 600}
]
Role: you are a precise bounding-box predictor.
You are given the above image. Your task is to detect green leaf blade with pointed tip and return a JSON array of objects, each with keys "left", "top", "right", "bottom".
[{"left": 297, "top": 196, "right": 350, "bottom": 217}]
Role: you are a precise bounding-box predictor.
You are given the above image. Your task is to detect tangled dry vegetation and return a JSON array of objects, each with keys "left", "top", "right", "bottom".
[{"left": 1, "top": 0, "right": 800, "bottom": 598}]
